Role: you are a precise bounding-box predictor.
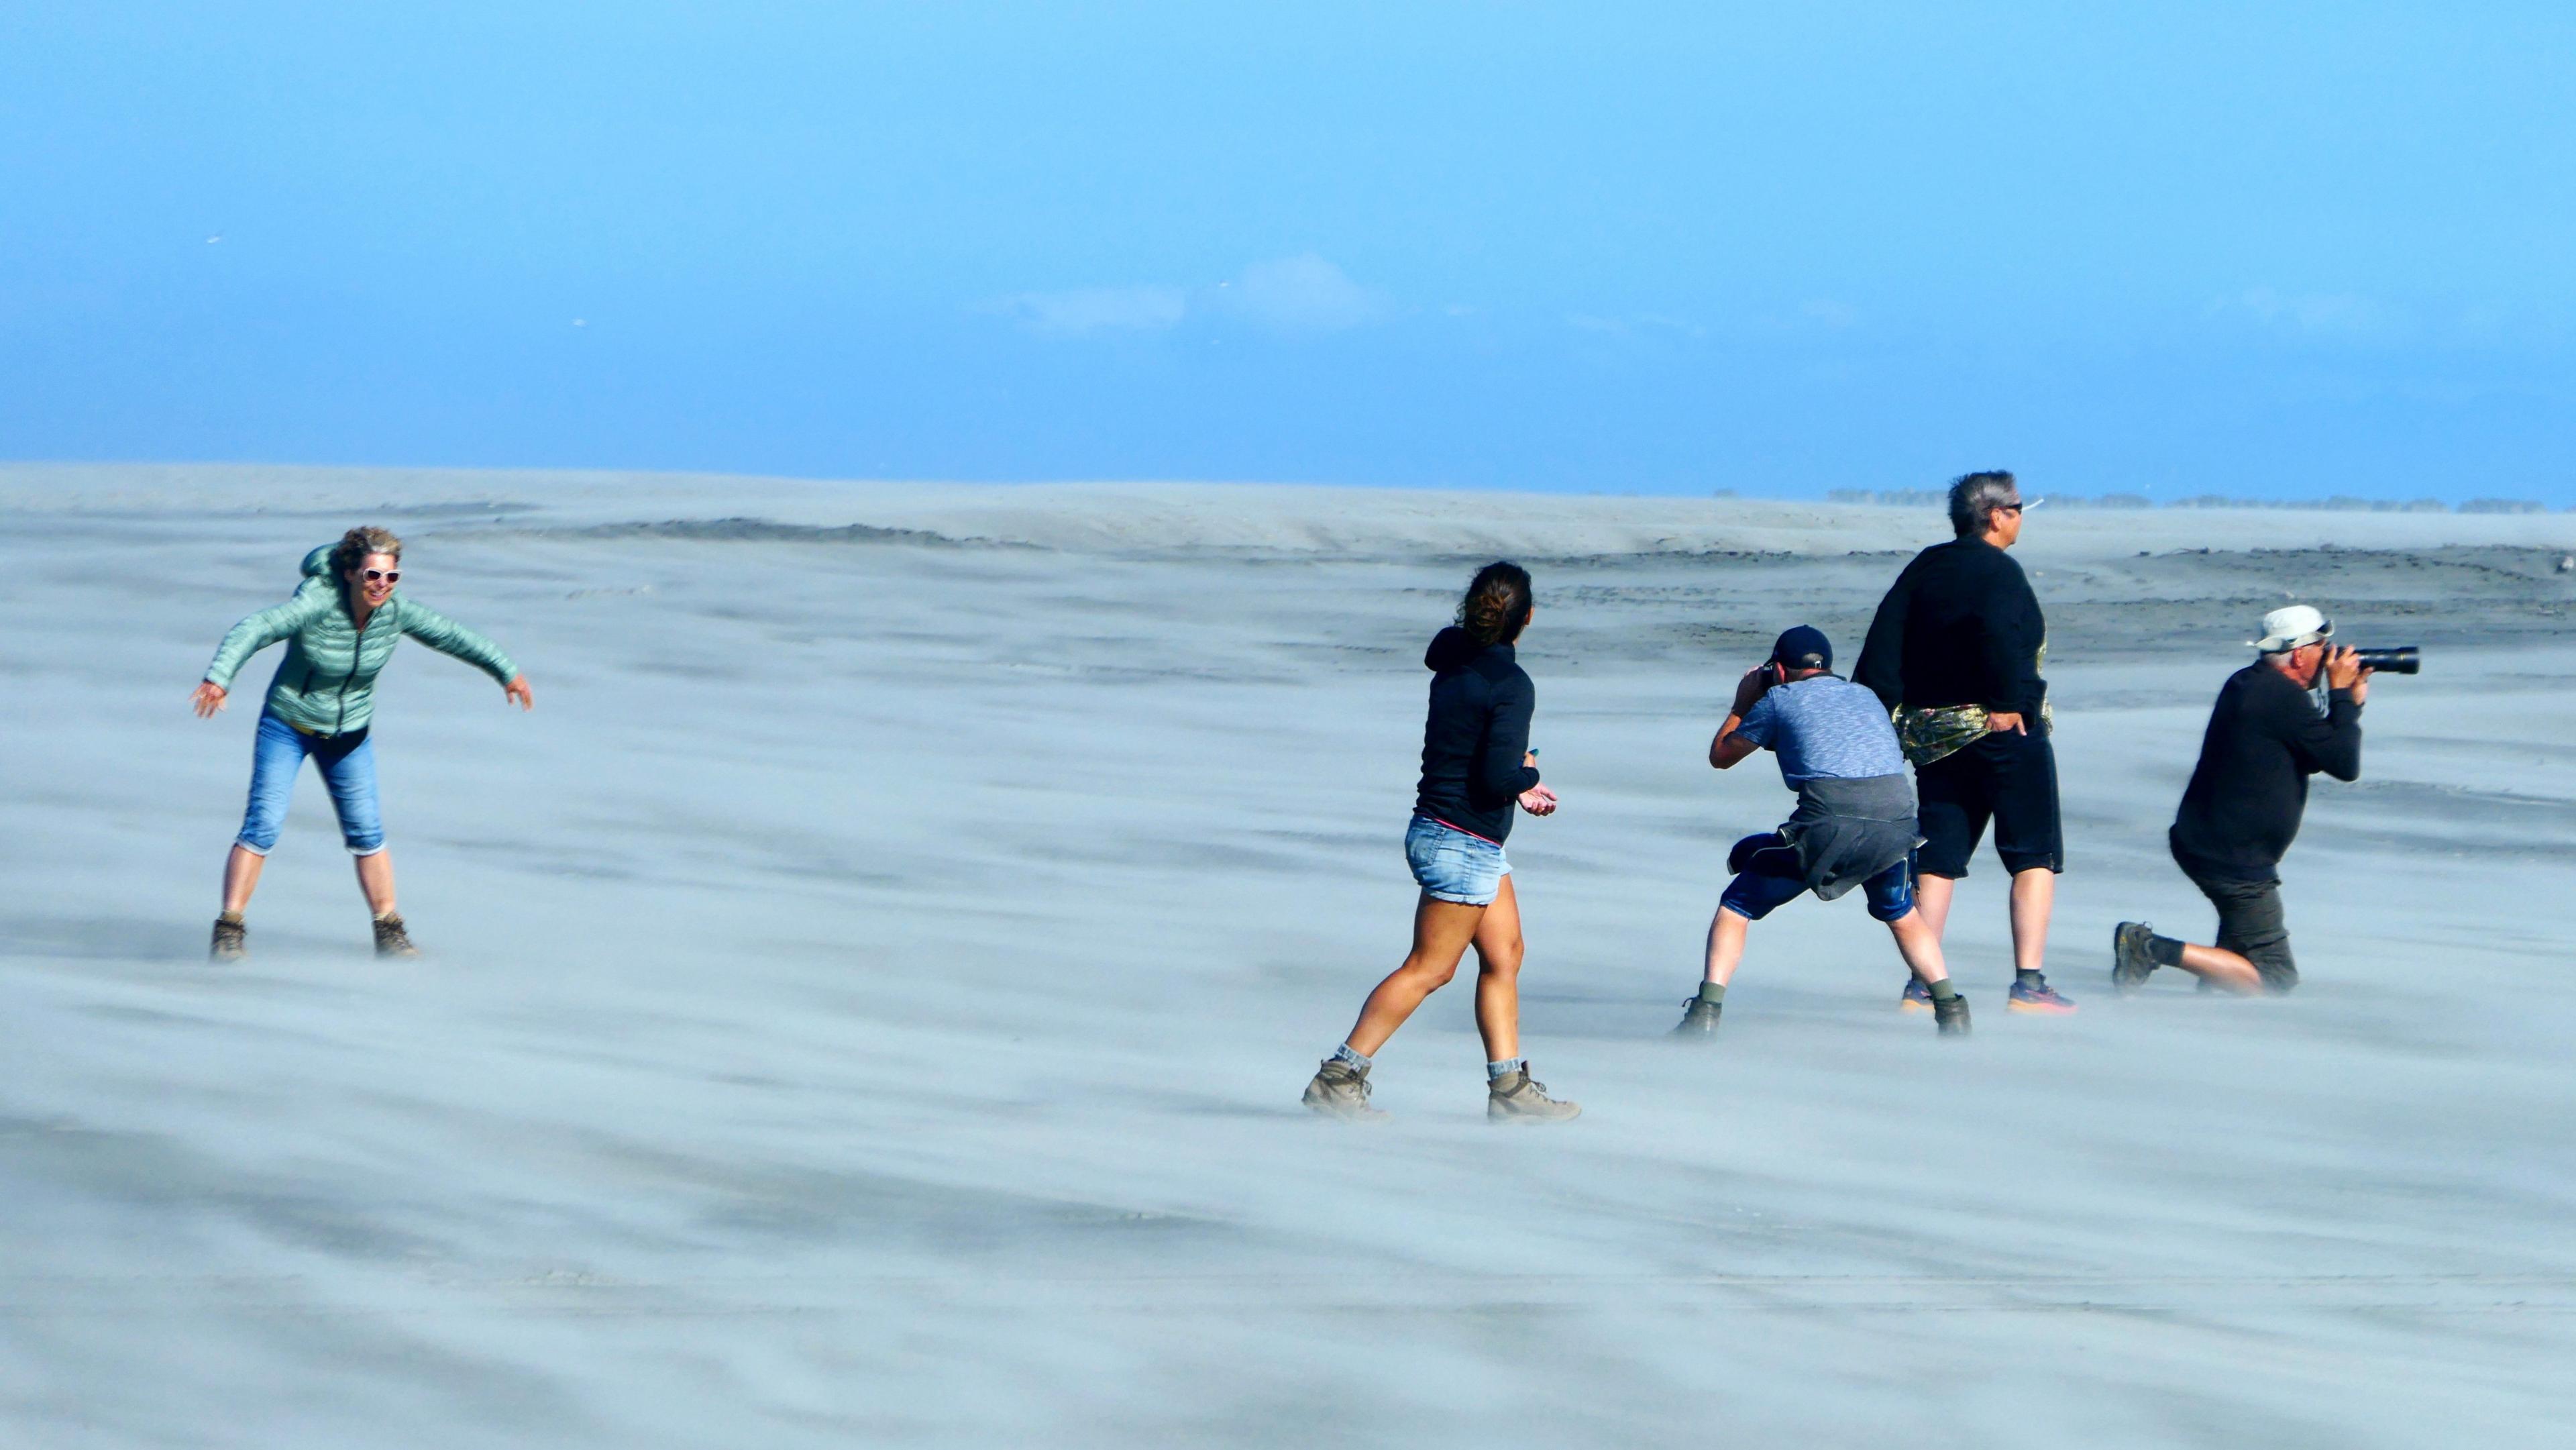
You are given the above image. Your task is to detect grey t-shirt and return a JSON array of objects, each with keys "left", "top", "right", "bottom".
[{"left": 1735, "top": 675, "right": 1908, "bottom": 786}]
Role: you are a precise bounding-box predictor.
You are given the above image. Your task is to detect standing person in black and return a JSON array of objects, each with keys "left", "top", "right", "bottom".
[
  {"left": 1303, "top": 562, "right": 1580, "bottom": 1123},
  {"left": 2113, "top": 606, "right": 2369, "bottom": 994},
  {"left": 1853, "top": 470, "right": 2078, "bottom": 1015}
]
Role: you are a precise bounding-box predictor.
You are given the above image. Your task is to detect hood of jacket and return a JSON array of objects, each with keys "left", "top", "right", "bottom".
[
  {"left": 1424, "top": 626, "right": 1497, "bottom": 672},
  {"left": 301, "top": 543, "right": 336, "bottom": 579}
]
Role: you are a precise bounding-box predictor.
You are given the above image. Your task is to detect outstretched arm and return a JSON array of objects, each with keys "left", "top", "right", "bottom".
[
  {"left": 398, "top": 599, "right": 531, "bottom": 708},
  {"left": 195, "top": 581, "right": 331, "bottom": 714}
]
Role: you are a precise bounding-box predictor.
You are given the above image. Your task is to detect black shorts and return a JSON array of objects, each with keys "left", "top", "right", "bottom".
[
  {"left": 2174, "top": 851, "right": 2299, "bottom": 993},
  {"left": 1914, "top": 728, "right": 2063, "bottom": 878}
]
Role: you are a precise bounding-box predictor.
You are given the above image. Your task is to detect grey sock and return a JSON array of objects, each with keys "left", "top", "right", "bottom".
[
  {"left": 1487, "top": 1057, "right": 1525, "bottom": 1082},
  {"left": 1926, "top": 978, "right": 1959, "bottom": 1002},
  {"left": 2014, "top": 968, "right": 2043, "bottom": 987},
  {"left": 2147, "top": 935, "right": 2186, "bottom": 967},
  {"left": 1330, "top": 1043, "right": 1371, "bottom": 1070},
  {"left": 1696, "top": 982, "right": 1727, "bottom": 1006}
]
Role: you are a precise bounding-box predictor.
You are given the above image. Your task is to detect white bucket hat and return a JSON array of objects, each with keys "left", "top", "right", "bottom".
[{"left": 2251, "top": 604, "right": 2334, "bottom": 652}]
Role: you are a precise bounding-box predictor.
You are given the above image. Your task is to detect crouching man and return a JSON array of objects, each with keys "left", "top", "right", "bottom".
[
  {"left": 1672, "top": 627, "right": 1970, "bottom": 1039},
  {"left": 2114, "top": 605, "right": 2367, "bottom": 995}
]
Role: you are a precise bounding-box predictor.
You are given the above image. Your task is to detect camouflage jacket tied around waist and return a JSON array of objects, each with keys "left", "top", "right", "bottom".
[
  {"left": 1895, "top": 698, "right": 2056, "bottom": 768},
  {"left": 1894, "top": 636, "right": 2053, "bottom": 768}
]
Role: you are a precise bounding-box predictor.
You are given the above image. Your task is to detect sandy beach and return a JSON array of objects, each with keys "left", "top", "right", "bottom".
[{"left": 3, "top": 463, "right": 2573, "bottom": 1447}]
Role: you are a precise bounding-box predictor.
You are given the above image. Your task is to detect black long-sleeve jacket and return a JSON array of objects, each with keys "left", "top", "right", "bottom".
[
  {"left": 2169, "top": 664, "right": 2363, "bottom": 881},
  {"left": 1413, "top": 627, "right": 1542, "bottom": 843},
  {"left": 1853, "top": 538, "right": 2048, "bottom": 717}
]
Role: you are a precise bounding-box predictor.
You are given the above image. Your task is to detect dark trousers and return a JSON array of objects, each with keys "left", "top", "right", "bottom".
[{"left": 2173, "top": 843, "right": 2299, "bottom": 992}]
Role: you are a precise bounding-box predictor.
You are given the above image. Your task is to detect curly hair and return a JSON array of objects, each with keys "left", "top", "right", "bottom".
[
  {"left": 1457, "top": 560, "right": 1534, "bottom": 646},
  {"left": 331, "top": 526, "right": 404, "bottom": 576}
]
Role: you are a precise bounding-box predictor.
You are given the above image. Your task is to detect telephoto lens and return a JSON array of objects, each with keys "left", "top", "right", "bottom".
[{"left": 2351, "top": 645, "right": 2420, "bottom": 675}]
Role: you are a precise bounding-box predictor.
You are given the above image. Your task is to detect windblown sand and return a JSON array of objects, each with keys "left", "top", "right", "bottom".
[{"left": 4, "top": 465, "right": 2573, "bottom": 1447}]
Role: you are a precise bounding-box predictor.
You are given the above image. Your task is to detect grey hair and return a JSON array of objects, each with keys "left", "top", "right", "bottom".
[{"left": 1947, "top": 470, "right": 2020, "bottom": 537}]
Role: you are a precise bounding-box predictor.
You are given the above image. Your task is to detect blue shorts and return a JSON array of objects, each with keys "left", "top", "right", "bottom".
[
  {"left": 1720, "top": 837, "right": 1914, "bottom": 923},
  {"left": 1406, "top": 815, "right": 1510, "bottom": 906},
  {"left": 236, "top": 711, "right": 384, "bottom": 856}
]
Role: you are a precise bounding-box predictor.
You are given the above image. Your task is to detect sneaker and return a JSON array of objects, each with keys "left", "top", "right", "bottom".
[
  {"left": 1670, "top": 997, "right": 1723, "bottom": 1039},
  {"left": 1899, "top": 977, "right": 1934, "bottom": 1014},
  {"left": 2112, "top": 921, "right": 2160, "bottom": 996},
  {"left": 372, "top": 914, "right": 421, "bottom": 959},
  {"left": 209, "top": 913, "right": 247, "bottom": 963},
  {"left": 1301, "top": 1059, "right": 1387, "bottom": 1121},
  {"left": 1487, "top": 1066, "right": 1581, "bottom": 1123},
  {"left": 2006, "top": 975, "right": 2078, "bottom": 1015},
  {"left": 1933, "top": 992, "right": 1972, "bottom": 1036}
]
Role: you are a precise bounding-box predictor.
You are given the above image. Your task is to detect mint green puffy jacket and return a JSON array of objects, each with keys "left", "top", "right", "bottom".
[{"left": 203, "top": 545, "right": 519, "bottom": 735}]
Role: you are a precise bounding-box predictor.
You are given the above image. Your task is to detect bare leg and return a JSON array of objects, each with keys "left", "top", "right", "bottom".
[
  {"left": 1345, "top": 895, "right": 1486, "bottom": 1057},
  {"left": 1915, "top": 873, "right": 1956, "bottom": 941},
  {"left": 1471, "top": 875, "right": 1525, "bottom": 1062},
  {"left": 353, "top": 850, "right": 398, "bottom": 918},
  {"left": 1702, "top": 907, "right": 1752, "bottom": 987},
  {"left": 1885, "top": 908, "right": 1951, "bottom": 986},
  {"left": 221, "top": 845, "right": 266, "bottom": 915},
  {"left": 2008, "top": 868, "right": 2054, "bottom": 974},
  {"left": 2173, "top": 942, "right": 2265, "bottom": 994}
]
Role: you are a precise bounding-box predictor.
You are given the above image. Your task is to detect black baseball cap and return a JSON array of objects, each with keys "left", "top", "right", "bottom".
[{"left": 1771, "top": 625, "right": 1831, "bottom": 672}]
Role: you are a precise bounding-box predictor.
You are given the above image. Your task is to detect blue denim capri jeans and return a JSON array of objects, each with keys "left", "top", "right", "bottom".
[{"left": 236, "top": 711, "right": 385, "bottom": 856}]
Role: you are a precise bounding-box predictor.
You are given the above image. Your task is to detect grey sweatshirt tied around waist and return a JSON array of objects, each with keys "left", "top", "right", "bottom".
[{"left": 1776, "top": 774, "right": 1921, "bottom": 900}]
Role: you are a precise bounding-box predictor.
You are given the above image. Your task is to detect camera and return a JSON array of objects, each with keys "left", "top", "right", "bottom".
[{"left": 2349, "top": 646, "right": 2420, "bottom": 676}]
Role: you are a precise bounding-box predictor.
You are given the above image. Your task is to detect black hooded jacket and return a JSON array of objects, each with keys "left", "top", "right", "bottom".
[{"left": 1413, "top": 627, "right": 1542, "bottom": 843}]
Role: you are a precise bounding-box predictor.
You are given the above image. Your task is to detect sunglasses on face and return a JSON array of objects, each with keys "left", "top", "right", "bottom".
[
  {"left": 1997, "top": 502, "right": 2025, "bottom": 515},
  {"left": 362, "top": 568, "right": 401, "bottom": 584}
]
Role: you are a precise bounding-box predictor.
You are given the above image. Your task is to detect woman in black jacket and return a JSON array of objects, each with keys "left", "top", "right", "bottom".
[{"left": 1302, "top": 562, "right": 1579, "bottom": 1123}]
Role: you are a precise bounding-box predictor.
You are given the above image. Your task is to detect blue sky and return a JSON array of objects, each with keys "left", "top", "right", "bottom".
[{"left": 5, "top": 3, "right": 2573, "bottom": 501}]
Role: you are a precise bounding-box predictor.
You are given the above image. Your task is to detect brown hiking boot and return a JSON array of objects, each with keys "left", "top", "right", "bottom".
[
  {"left": 1933, "top": 992, "right": 1972, "bottom": 1037},
  {"left": 1487, "top": 1066, "right": 1580, "bottom": 1123},
  {"left": 209, "top": 913, "right": 247, "bottom": 963},
  {"left": 1301, "top": 1059, "right": 1387, "bottom": 1121},
  {"left": 372, "top": 914, "right": 420, "bottom": 959}
]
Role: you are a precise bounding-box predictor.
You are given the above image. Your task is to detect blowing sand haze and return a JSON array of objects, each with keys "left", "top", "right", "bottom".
[{"left": 4, "top": 464, "right": 2575, "bottom": 1447}]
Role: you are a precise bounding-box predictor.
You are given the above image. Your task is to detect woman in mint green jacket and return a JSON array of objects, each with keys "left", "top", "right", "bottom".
[{"left": 192, "top": 526, "right": 533, "bottom": 962}]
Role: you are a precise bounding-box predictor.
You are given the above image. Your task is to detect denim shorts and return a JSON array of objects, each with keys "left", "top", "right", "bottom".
[
  {"left": 1405, "top": 815, "right": 1510, "bottom": 906},
  {"left": 237, "top": 711, "right": 384, "bottom": 856},
  {"left": 1720, "top": 836, "right": 1915, "bottom": 923}
]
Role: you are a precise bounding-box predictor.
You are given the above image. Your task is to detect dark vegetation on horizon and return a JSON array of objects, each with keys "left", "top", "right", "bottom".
[{"left": 1823, "top": 489, "right": 2557, "bottom": 515}]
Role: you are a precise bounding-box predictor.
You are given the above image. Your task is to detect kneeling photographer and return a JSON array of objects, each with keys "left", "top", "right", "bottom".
[{"left": 2114, "top": 605, "right": 2380, "bottom": 995}]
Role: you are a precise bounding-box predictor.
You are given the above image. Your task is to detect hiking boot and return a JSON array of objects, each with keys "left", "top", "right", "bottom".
[
  {"left": 2006, "top": 974, "right": 2078, "bottom": 1015},
  {"left": 1899, "top": 976, "right": 1934, "bottom": 1014},
  {"left": 209, "top": 913, "right": 247, "bottom": 963},
  {"left": 1301, "top": 1059, "right": 1387, "bottom": 1121},
  {"left": 2112, "top": 921, "right": 2160, "bottom": 996},
  {"left": 1487, "top": 1066, "right": 1581, "bottom": 1123},
  {"left": 1932, "top": 992, "right": 1972, "bottom": 1037},
  {"left": 1670, "top": 997, "right": 1723, "bottom": 1039},
  {"left": 372, "top": 914, "right": 421, "bottom": 959}
]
